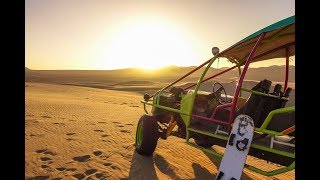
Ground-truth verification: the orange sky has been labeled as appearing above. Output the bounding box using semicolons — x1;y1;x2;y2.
26;0;295;70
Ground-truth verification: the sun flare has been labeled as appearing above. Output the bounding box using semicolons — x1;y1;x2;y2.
94;19;200;70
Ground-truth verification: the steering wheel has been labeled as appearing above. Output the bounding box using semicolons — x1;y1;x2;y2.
212;82;228;104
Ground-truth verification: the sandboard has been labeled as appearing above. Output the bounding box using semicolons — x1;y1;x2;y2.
216;114;254;180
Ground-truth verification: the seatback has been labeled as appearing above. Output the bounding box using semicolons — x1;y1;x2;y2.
235;79;291;128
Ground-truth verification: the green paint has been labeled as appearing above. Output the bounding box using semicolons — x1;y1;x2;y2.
259;106;295;130
180;56;219;127
136;123;143;147
180;92;195;126
245;161;295;176
250;143;295;158
187;127;229;140
240;88;289;100
142;101;188;115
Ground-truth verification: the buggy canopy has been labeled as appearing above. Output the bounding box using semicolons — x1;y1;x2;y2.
218;15;295;65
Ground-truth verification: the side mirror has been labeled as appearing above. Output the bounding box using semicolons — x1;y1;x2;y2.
212;47;220;56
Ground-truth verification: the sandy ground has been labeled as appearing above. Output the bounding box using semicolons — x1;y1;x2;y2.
25;82;294;179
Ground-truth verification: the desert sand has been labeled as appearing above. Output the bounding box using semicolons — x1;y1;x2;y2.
25;82;294;179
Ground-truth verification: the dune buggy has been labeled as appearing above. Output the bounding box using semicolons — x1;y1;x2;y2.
135;15;295;176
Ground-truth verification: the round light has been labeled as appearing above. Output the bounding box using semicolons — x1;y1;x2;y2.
212;47;220;56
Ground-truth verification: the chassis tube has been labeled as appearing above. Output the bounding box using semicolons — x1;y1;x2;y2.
229;33;267;133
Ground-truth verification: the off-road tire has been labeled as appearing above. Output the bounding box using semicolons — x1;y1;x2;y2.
135;115;159;155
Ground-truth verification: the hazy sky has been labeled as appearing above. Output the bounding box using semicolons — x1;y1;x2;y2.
26;0;295;70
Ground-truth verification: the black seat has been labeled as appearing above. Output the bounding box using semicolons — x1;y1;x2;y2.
235;79;294;134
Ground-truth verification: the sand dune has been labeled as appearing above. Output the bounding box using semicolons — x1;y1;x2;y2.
25;82;294;179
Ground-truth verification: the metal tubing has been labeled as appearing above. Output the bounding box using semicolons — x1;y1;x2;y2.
284;47;289;91
210;103;232;119
229;33;267;133
150;58;213;98
183;65;238;90
191;114;230;125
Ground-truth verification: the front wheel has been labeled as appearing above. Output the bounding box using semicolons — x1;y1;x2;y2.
135;115;159;156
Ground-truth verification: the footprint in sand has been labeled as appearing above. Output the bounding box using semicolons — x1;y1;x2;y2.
31;134;45;137
117;125;124;127
125;123;134;126
40;157;52;161
73;155;91;162
41;165;49;169
44;151;56;156
66;168;77;172
53;122;65;126
56;167;66;171
85;169;97;175
120;130;130;133
95;173;106;179
99;155;110;160
101;134;109;138
112;121;120;124
93;151;102;156
41;115;51;118
103;162;112;167
98;121;107;124
111;165;120;170
94;130;104;132
66;133;76;136
73;173;86;179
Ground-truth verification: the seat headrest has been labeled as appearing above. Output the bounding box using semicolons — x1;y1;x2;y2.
251;79;272;93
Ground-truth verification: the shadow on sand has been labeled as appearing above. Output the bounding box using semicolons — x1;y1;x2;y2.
153;153;179;179
128;151;180;180
129;148;252;179
197;148;252;180
128;151;158;180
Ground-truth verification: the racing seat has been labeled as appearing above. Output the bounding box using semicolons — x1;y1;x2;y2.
235;79;294;136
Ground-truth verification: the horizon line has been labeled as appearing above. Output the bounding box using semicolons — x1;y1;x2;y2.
25;64;295;71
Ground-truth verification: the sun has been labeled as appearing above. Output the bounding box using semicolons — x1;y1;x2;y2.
93;19;200;70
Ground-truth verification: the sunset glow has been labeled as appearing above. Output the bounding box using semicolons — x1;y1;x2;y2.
26;0;295;70
93;19;201;70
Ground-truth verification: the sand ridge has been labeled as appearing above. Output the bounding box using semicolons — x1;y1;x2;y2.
25;82;294;179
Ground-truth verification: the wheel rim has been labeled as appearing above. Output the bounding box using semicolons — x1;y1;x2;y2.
136;123;143;147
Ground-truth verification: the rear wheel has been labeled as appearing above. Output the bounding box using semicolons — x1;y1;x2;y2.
135;115;159;155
